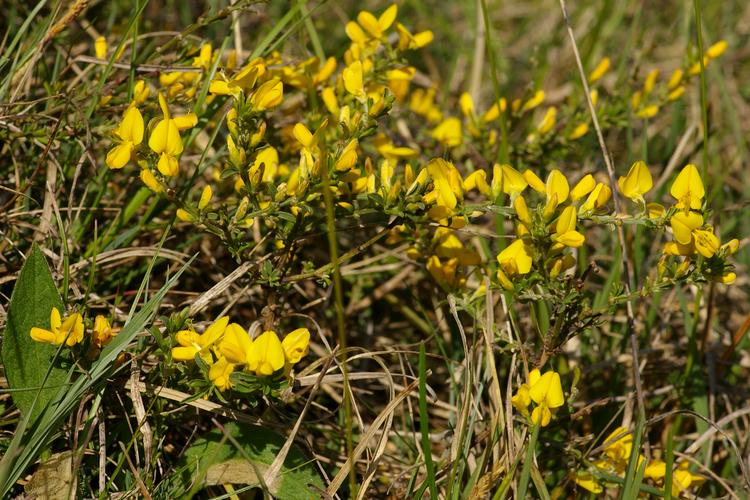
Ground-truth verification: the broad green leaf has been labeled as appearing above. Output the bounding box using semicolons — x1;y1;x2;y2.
1;243;68;421
175;422;323;499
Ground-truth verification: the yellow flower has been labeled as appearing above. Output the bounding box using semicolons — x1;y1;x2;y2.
578;183;611;213
431;117;462;147
209;59;265;97
395;22;433;51
670;163;704;211
643;69;659;95
198;185;212;210
463;170;490;196
544;169;570;216
247;330;286;376
617;160;653;202
705;40;728;59
670;211;703;245
140;168;163;193
250;78;284;111
636;104;659;119
553;206;585;248
148;93;184;176
171;316;229;363
281;328;311;364
672;462;705;497
497;239;533;276
511;382;532;415
208;356;235;391
335;139;359;171
346;4;398;45
693;228;720;258
106;102;144;169
491;164;527;199
528;369;564;427
427;255;464;289
133;80;150;105
574;472;603;494
521;90;545;112
94;36;107;59
424;158;463;219
92;315;119;348
536;107;557;134
588;57;610;83
30;307;84;347
459;92;474;118
570;174;596;201
523;169;546;193
219;323;254;365
343;60;366;99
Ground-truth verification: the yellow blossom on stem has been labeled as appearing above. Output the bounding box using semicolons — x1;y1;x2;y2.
343;60;366;100
148;93;184;176
491;164;527;199
536;107;557;134
431;117;462;147
617;160;653;203
588;57;610;83
208;356;235;391
30;307;84;347
528;369;564;427
670;163;704;211
92;315;119;348
553;206;585;248
670;211;703;245
395;22;433;51
250;78;284;111
282;328;311;364
106;102;144;169
521;90;545;112
579;182;611;213
570;174;596;201
497;239;533;276
94;36;107;59
247;330;286;376
171;316;229;363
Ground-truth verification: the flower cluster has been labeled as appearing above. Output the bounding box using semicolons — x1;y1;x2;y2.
30;307;118;349
170;317;310;392
511;368;565;427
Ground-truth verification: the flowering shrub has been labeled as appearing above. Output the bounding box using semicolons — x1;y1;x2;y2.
1;1;747;498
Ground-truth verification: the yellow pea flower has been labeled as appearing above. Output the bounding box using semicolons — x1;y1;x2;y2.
521;90;545;112
140;168;163;193
511;381;532;415
670;163;704;211
251;146;280;183
30;307;84;347
247;330;286;376
693;228;720;258
491;163;527;199
670;211;703;245
431;117;462;147
427;255;463;289
705;40;727;59
579;183;611;213
643;69;659;95
281;328;310;364
321;87;340;115
92;315;119;348
198;186;212;210
250;78;284;111
514;195;532;226
463;170;490;196
209;60;265;97
459;92;475;118
343;60;366;99
208;356;235;391
219;323;254;365
133;80;150;105
148;93;183;176
636;104;659;119
570;174;596;201
617;160;653;202
553;206;585;248
94;36;107;59
536;107;557;134
171;316;230;363
568;122;589;140
672;462;705;497
353;4;398;41
523;169;546;193
588;57;610;83
668;69;684;90
106;102;144;169
544;169;570;216
395;22;433;51
497;239;533;276
528;369;564;427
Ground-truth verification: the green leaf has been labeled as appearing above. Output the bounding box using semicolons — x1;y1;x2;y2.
1;243;68;421
174;422;323;499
